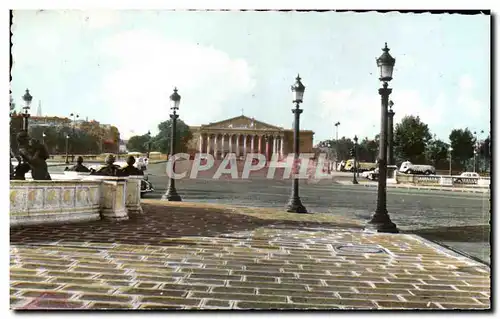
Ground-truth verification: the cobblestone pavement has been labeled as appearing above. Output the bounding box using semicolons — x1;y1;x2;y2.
10;202;490;310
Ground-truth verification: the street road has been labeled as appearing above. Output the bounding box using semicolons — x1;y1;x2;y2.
48;162;491;264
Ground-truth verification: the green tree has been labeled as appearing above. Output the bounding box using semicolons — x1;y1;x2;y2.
358;137;378;162
425;138;449;169
126;134;151;153
478;135;491;173
449;128;475;170
393;115;432;164
152;119;192;154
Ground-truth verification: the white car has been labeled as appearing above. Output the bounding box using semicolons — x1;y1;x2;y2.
458;172;480;178
454;172;480;184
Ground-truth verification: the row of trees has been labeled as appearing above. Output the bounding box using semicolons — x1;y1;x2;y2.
10;116;121;156
318;115;490;173
126;119;193;154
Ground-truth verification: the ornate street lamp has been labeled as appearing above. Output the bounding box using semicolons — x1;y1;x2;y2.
352;135;359;184
448;146;453;176
22;89;33;132
147;130;152;159
162;87;182;202
366;43;398;233
65;134;70;164
286;75;308;214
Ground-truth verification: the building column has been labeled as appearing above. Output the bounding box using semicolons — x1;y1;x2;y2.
206;134;211;155
214;134;219;160
236;134;240;158
229;134;233;154
273;136;277;156
250;135;255;154
265;137;270;160
280;135;284;158
258;135;262;154
243;135;247;158
199;133;203;153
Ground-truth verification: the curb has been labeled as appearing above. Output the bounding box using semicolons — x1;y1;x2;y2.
408;234;490;267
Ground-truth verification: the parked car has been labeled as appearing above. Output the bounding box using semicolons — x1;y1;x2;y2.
454;172;480;184
399;161;436;175
366;167;379;181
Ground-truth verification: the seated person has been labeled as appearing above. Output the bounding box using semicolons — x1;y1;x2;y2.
136;157;147;172
65;156;90;172
120;156;144;176
90;154;124;176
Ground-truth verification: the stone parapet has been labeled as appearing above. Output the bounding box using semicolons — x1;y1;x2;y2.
124;176;144;215
10;180;101;227
82;176;129;221
10;175;142;226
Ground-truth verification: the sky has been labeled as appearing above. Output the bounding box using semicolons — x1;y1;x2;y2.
10;10;491;143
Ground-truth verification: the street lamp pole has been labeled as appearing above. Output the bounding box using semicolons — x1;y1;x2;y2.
334;121;340;171
366;43;398;234
286;74;308;214
65;135;70;164
352;135;359;184
387;100;395;166
448;147;453;176
42;132;46;145
69;113;79;162
163;87;182;202
21;89;33;132
147;130;152;159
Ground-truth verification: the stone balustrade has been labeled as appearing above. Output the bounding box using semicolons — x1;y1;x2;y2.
395;172;490;188
10;173;143;227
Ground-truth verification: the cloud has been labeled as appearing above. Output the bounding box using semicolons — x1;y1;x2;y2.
318;88;447;141
99;29;256;137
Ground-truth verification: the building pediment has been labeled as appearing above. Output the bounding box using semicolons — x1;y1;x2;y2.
202;115;283;131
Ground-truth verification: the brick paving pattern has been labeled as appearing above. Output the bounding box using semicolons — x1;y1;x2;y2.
10;202;490;310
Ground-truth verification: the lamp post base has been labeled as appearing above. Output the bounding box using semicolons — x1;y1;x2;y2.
352;178;359;185
286;196;308;214
365;210;399;233
162;186;182;202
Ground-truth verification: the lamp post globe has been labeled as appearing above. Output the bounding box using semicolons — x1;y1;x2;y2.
291;74;305;103
376;42;396;82
366;43;398;234
286;74;307;214
21;89;33;132
163;87;182;202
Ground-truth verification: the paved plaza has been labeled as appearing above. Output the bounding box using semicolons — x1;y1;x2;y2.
10;201;491;310
135;163;491;264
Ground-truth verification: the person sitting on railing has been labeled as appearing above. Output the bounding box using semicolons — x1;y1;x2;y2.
120;156;144;176
65;156;90;172
90;154;125;176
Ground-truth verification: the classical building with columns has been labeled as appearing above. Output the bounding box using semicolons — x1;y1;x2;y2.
187;115;314;160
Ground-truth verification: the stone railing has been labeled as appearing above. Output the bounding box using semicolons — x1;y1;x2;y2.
10;173;143;227
395;173;490;188
10;180;101;227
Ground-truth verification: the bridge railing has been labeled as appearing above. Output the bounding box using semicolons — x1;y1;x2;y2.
396;173;490;188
